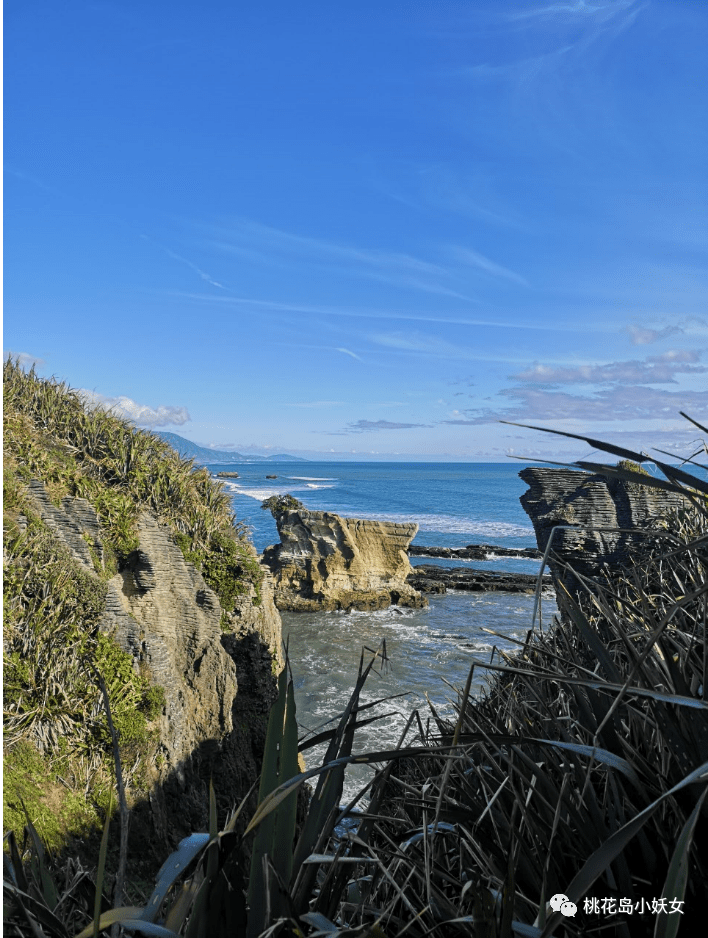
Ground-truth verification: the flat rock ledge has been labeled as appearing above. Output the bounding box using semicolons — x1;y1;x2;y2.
408;564;552;595
409;543;541;561
262;509;427;612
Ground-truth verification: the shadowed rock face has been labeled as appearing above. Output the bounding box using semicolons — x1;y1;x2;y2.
25;480;282;849
518;468;688;597
262;509;427;611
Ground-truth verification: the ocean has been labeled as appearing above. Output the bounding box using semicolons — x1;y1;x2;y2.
206;461;557;796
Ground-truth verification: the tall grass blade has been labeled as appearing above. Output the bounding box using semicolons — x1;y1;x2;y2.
93;790;113;938
653;787;708;938
246;662;292;937
539;761;708;937
679;411;708;435
17;809;59;915
559;588;622;683
74;907;146;938
572;461;699;496
4;880;70;937
139;834;210;923
77;914;180;938
4;831;29;895
463;658;708;710
499;420;650;463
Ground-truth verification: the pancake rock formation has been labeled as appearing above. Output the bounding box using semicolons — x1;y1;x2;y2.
23;479;282;848
518;467;690;597
262;509;427;611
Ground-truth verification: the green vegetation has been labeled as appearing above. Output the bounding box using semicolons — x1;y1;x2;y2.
261;493;305;517
5;384;708;936
616;458;652;477
3;358;262;872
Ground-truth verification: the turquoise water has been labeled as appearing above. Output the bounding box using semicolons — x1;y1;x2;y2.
207;461;556;796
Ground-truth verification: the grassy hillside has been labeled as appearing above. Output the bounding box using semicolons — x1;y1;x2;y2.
3;358;263;862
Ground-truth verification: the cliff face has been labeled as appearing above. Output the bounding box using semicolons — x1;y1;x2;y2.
263;509;427;611
518;467;688;595
24;479;282;847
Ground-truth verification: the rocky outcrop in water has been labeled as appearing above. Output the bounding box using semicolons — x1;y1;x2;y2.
262;509;427;611
24;480;282;847
518;467;689;596
408;564;552;595
409;544;541;561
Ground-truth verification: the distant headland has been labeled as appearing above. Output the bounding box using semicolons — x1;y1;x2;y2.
154;432;308;464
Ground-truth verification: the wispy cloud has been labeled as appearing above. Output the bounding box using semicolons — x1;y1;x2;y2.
336;347;363;361
4;166;63;197
206;218;475;300
510;0;637;24
4;350;46;369
141;234;224;288
446;245;528;286
626;324;685;345
512;351;708;385
285;400;347;408
78;390;191;427
329;419;434;435
175;291;610;334
369;331;532;363
444;384;708;426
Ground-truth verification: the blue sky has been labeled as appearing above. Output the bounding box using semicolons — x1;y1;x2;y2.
5;0;708;461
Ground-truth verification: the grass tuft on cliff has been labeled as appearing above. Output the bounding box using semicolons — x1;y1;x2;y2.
3;358;262;863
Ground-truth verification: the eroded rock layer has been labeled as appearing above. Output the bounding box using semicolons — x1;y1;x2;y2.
518;467;689;596
24;480;282;847
263;509;427;611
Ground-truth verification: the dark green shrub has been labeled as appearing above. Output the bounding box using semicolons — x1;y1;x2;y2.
261;493;304;517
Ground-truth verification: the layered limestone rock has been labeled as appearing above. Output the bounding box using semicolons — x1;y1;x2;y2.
24;480;282;847
518;467;689;597
263;509;427;611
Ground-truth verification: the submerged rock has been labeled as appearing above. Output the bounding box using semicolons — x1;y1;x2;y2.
262;509;427;611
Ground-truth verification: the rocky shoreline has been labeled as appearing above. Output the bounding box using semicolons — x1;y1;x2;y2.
405;542;550;595
409;543;541;561
408;563;551;595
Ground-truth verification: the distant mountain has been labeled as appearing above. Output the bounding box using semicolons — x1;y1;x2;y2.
154;432;307;463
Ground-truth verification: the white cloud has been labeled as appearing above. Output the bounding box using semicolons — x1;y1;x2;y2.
445;384;708;426
4;350;46;369
626;324;684;345
78;390;191;427
512;352;707;386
